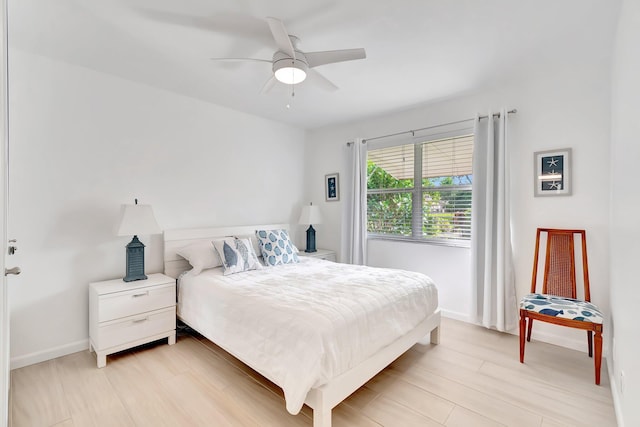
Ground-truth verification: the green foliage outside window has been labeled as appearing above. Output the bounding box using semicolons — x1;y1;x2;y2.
367;159;472;241
367;160;413;235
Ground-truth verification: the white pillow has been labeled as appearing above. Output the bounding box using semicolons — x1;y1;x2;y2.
175;240;222;275
255;229;300;266
212;238;263;275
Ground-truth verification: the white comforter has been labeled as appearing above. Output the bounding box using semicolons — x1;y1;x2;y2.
177;257;438;414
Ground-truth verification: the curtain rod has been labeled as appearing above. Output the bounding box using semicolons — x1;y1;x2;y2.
347;109;517;145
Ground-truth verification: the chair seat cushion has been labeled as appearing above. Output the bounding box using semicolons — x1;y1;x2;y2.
520;293;603;324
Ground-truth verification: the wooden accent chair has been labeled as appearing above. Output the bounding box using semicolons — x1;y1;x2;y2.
519;228;604;385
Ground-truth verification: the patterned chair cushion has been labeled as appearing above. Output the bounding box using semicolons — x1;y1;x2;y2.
520;293;603;324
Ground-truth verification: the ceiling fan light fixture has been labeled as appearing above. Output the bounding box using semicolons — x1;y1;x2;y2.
275;66;307;84
273;57;308;85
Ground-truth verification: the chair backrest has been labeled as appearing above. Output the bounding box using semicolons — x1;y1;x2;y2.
530;228;591;301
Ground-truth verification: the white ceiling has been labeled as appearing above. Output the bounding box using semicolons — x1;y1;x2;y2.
10;0;621;130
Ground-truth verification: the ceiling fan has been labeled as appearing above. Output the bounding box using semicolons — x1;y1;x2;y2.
211;17;366;92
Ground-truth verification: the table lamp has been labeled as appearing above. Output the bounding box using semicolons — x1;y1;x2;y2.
116;199;162;282
298;202;323;253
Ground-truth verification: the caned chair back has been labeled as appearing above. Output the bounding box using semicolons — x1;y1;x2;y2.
530;228;590;301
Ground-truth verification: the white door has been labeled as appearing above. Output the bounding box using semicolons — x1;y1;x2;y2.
1;0;9;424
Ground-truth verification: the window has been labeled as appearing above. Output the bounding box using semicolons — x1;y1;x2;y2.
367;134;473;246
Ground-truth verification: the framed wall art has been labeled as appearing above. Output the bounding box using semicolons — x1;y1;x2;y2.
534;148;572;197
325;173;340;201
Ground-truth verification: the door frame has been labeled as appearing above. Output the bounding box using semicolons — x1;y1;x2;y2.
1;0;9;424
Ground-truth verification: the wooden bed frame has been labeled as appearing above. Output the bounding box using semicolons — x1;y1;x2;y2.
163;224;441;427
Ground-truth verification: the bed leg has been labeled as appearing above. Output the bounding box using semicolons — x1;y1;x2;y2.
430;326;440;345
313;408;332;427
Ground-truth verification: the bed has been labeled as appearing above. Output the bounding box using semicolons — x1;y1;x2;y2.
163;224;441;427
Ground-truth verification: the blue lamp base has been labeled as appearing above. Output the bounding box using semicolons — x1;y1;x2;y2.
305;225;317;253
123;235;148;282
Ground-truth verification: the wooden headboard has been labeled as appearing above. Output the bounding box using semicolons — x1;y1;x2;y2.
163;223;292;279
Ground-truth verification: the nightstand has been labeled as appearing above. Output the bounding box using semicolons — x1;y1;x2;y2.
89;273;176;368
299;248;337;262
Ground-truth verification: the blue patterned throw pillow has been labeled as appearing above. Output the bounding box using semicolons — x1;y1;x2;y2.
212;238;263;276
255;229;299;266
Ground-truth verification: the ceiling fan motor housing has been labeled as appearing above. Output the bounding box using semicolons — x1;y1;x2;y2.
272;51;308;71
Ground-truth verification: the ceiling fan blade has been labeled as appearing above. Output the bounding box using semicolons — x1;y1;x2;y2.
210;57;271;63
306;48;366;68
260;76;277;94
266;17;295;58
307;69;339;92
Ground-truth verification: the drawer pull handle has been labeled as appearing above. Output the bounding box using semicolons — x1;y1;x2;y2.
132;292;149;298
132;317;149;323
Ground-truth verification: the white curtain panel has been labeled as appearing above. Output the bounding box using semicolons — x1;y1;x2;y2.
471;109;517;331
341;138;367;265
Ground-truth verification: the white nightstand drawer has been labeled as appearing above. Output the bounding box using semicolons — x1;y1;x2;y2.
99;283;175;322
96;306;176;350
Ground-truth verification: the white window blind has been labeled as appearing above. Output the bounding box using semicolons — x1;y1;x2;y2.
367;134;473;245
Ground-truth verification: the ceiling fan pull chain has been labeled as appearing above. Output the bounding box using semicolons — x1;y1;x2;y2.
287;85;295;110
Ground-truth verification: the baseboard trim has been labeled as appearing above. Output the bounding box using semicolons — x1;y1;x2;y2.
10;339;89;370
607;357;624;427
459;317;608;359
440;309;470;323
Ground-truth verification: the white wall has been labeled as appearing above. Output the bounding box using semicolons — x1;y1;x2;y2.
7;50;305;367
609;0;640;424
306;61;611;350
368;240;471;320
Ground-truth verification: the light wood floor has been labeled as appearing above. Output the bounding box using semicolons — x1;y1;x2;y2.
10;317;617;427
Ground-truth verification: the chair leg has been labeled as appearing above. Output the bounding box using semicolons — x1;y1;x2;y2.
594;330;602;385
526;317;534;342
587;331;593;358
519;310;527;363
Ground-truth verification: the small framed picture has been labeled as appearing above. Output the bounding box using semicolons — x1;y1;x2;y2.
534;148;572;197
325;173;340;201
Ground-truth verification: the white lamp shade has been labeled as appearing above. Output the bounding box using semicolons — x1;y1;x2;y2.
117;203;162;236
298;204;323;225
